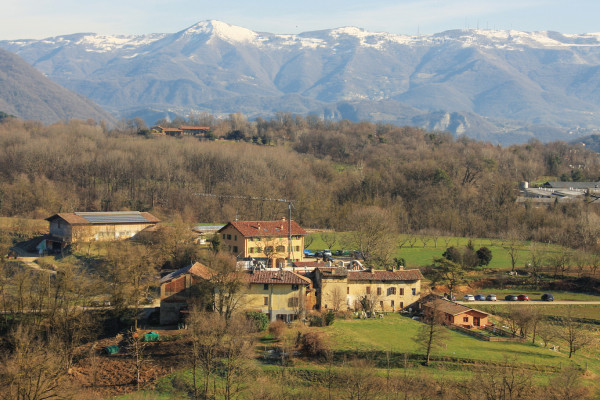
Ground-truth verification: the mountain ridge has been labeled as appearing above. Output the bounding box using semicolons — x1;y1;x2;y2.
3;20;600;143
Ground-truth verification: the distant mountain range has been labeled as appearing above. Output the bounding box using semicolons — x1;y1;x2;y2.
3;21;600;144
0;48;115;124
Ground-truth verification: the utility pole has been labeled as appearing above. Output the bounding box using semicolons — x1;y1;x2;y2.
193;193;295;267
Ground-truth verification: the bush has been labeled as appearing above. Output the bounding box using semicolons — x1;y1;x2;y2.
301;331;329;357
268;320;287;340
246;311;269;331
324;311;335;326
309;313;324;327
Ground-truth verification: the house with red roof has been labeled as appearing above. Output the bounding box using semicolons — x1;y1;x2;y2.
159;263;314;324
311;266;424;312
218;219;306;268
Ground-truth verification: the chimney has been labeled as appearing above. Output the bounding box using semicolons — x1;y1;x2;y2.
257;223;261;230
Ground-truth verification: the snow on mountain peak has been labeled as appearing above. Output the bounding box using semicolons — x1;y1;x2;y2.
182;20;259;44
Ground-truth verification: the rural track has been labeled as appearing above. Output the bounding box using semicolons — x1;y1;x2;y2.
456;300;600;305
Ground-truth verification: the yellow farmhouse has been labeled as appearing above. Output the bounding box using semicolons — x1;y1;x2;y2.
313;267;423;312
218;219;306;268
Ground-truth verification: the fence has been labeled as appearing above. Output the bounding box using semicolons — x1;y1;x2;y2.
450;324;525;342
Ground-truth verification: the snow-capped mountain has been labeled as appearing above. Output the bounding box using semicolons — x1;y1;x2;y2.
3;20;600;143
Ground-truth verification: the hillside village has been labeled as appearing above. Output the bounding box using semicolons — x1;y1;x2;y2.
1;118;600;399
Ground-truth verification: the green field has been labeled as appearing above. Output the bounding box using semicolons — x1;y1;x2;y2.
306;232;568;269
323;314;588;369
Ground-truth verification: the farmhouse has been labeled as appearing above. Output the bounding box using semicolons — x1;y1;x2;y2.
159;261;216;325
312;267;423;312
422;297;489;328
45;211;159;251
218;219;306;268
159;263;314;324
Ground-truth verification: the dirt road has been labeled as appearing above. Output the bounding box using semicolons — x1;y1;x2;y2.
457;300;600;305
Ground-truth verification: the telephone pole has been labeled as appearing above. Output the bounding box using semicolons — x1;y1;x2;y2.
193;193;295;266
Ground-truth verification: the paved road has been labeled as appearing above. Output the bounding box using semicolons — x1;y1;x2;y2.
457;300;600;305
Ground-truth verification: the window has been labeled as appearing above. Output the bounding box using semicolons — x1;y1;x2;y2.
391;300;395;308
399;288;404;296
227;234;231;240
257;247;262;253
294;246;300;251
288;297;299;307
222;234;226;239
249;247;254;254
377;287;382;296
400;302;404;309
265;246;273;253
276;245;285;252
292;284;299;290
366;286;371;294
347;286;350;294
380;301;384;309
263;284;269;290
463;316;469;322
412;288;416;296
264;297;269;306
234;235;237;241
233;246;238;253
388;287;396;295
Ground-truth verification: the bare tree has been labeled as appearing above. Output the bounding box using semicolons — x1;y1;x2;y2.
415;301;449;366
346;206;397;268
188;309;227;400
319;232;338;250
554;307;598;358
0;325;66;400
327;286;346;312
220;315;256;400
128;328;149;391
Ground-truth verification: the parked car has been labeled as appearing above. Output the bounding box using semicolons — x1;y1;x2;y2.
304;249;315;257
517;294;530;301
541;293;555;301
486;294;497;301
505;295;518;301
474;294;486;301
323;249;332;257
463;294;475;301
314;251;323;258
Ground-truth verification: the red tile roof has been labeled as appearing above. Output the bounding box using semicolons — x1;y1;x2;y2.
179;125;210;130
423;298;489;316
220;220;307;237
347;269;423;282
245;270;311;285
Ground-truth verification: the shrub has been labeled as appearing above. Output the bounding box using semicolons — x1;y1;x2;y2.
324;311;335;326
268;320;287;340
301;331;329;357
246;311;269;331
309;313;324;327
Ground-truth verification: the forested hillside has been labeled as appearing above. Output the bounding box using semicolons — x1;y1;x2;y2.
1;115;599;248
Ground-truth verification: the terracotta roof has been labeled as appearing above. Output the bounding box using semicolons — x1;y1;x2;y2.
46;211;159;225
316;267;349;277
423;298;489;316
160;262;215;284
347;269;423;281
245;270;311;285
292;261;328;269
219;220;307;237
179;125;210;130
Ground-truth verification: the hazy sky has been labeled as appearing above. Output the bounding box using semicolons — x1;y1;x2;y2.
2;0;599;40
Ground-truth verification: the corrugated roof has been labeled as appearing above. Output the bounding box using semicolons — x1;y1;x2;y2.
219;220;307;237
347;269;423;281
47;211;159;225
245;270;311;285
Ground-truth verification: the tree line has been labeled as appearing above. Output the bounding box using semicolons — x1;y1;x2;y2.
1;115;600;250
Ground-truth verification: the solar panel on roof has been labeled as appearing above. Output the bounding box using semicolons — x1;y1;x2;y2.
75;212;150;224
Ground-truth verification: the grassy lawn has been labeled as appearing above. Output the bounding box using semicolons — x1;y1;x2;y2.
323;313;596;372
476;303;600;321
305;232;568;269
